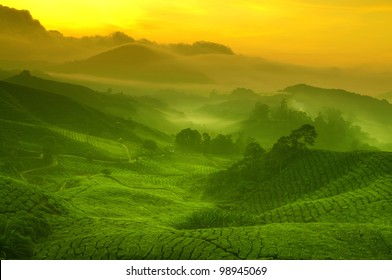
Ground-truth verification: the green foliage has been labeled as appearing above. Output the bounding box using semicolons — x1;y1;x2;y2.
271;124;317;159
208;134;237;155
142;139;158;155
100;169;112;176
175;128;202;152
251;102;270;120
0;221;34;259
0;212;52;259
314;109;374;151
174;208;258;230
208;124;318;200
244;142;266;159
175;128;242;155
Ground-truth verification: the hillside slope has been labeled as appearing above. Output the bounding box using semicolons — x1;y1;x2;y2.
283;84;392;143
0;81;171;145
4;71;181;133
4;150;389;260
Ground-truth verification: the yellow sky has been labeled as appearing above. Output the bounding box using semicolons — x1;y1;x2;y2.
2;0;392;66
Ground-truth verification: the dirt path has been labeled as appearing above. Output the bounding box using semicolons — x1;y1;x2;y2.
19;158;58;182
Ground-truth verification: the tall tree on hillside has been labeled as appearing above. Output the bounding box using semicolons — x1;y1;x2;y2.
175;128;202;151
274;98;290;120
243;142;266;159
271;124;317;171
289;124;318;150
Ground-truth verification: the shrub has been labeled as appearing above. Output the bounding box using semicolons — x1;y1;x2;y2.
100;169;112;176
0;218;34;259
174;208;259;230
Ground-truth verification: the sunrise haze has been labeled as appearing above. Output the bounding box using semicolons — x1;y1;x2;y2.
2;0;392;66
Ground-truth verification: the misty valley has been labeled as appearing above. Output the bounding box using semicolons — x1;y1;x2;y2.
1;4;392;260
1;69;392;260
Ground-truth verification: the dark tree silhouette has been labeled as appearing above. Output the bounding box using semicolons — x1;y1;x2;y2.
202;132;211;153
271;124;317;172
175;128;202;151
289;124;318;150
142;139;158;153
272;124;317;155
244;142;266;159
251;102;270;120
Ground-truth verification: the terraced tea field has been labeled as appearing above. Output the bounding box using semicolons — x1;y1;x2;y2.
2;150;392;259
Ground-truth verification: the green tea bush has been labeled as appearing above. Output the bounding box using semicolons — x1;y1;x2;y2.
0;217;34;259
174;208;259;229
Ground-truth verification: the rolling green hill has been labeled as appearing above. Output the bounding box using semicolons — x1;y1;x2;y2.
0;80;171;146
2;148;391;260
283;84;392;144
4;71;182;133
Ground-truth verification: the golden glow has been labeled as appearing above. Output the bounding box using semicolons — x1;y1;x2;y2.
2;0;392;66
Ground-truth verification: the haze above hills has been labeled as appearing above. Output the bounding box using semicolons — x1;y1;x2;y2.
1;4;392;95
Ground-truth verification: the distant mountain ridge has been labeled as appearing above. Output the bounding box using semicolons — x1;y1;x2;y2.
50;43;213;83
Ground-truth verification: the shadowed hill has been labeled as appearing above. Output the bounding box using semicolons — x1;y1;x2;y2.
4;71;181;133
0;81;171;144
283;84;392;126
282;84;392;146
52;43;212;84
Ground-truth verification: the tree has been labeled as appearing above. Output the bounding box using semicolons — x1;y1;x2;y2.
274;98;290;120
289;124;318;150
209;134;236;154
272;124;317;154
270;124;317;172
251;102;270;120
244;142;266;159
142;139;158;154
175;128;202;151
201;132;211;153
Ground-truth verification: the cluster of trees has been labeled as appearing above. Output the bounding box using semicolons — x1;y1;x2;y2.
208;124;318;195
313;109;374;151
175;128;241;155
246;99;373;151
250;99;310;124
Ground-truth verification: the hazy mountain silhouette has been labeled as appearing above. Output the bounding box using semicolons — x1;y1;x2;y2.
51;43;212;83
0;5;135;63
283;84;392;124
2;4;392;93
0;5;47;36
168;41;234;56
378;91;392;102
